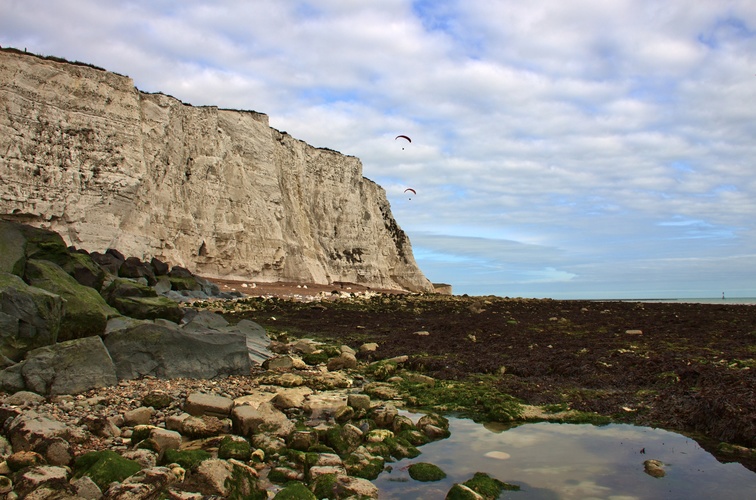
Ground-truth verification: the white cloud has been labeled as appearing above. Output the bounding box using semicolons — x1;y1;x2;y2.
2;0;756;298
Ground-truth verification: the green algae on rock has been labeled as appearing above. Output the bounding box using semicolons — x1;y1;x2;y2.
408;462;447;482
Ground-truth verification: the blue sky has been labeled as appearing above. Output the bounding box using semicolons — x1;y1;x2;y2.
3;0;756;298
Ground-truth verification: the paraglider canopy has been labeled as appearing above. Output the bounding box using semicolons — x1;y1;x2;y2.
404;187;416;200
396;135;411;150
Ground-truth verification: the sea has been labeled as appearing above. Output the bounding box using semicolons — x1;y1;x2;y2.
611;297;756;305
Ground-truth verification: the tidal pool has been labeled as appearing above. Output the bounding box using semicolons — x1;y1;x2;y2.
373;416;756;499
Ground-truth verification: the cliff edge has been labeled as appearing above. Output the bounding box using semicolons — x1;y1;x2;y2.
0;48;433;292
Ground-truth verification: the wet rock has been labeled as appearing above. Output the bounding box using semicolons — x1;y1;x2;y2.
103;465;177;499
232;402;294;438
104;323;250;380
0;272;63;363
180;415;230;439
343;446;384;480
71;451;141;493
6;450;46;472
288;430;319;451
119;257;157;286
327;352;358;371
13;465;72;498
311;473;378;499
408;462;447;482
218;435;251;460
142;389;173;410
184;393;234;418
185;458;261;498
15;335;117;396
34;435;73;466
123;406;154;426
70;475;102;499
644;459;666;478
23;259;117;341
6;411;77;453
446;483;485;499
347;394;371;411
370;404;398;428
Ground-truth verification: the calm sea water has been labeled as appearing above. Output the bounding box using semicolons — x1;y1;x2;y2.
374;415;756;500
617;298;756;305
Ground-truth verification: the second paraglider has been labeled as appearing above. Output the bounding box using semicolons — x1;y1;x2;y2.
404;188;416;200
396;135;411;150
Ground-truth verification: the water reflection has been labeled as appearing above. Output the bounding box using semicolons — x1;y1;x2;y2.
374;417;756;499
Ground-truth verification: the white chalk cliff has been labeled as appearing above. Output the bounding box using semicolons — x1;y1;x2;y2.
0;49;433;292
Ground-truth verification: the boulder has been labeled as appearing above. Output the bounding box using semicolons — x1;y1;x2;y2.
311;473;378;499
13;465;73;498
5;411;79;456
183;314;272;365
184;458;261;498
119;256;157;285
111;296;183;322
0;272;63;361
104;322;251;380
231;402;295;438
150;257;169;276
103;466;178;499
184;393;234;418
0;220;69;276
9;335;118;396
24;259;119;341
102;276;156;300
72;450;142;492
90;250;123;275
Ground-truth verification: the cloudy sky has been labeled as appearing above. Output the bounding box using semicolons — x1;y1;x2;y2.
3;0;756;299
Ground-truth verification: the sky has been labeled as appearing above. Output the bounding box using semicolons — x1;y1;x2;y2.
3;0;756;299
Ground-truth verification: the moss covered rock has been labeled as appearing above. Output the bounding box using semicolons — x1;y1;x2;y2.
73;450;142;491
0;272;63;362
161;448;211;470
408;462;447;482
385;436;420;460
24;259;118;341
274;481;317;499
218;435;252;460
451;472;519;499
343;446;385;480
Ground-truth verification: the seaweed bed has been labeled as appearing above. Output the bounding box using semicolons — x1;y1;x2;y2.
219;293;756;470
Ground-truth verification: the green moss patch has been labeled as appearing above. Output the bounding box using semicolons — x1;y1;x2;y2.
161;448;212;470
273;481;317;499
408;462;446;482
399;375;523;423
73;450;142;491
463;472;520;498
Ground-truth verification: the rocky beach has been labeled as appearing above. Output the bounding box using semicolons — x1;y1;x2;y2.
1;219;755;499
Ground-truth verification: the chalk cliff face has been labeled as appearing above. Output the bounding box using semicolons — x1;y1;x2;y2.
0;49;433;292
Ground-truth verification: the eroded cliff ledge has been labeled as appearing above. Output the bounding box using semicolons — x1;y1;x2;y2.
0;48;433;292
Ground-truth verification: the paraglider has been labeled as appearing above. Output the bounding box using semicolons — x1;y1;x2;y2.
404;188;416;200
396;135;411;150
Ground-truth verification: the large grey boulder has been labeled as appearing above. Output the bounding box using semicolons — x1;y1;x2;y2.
0;220;107;290
23;259;119;341
181;312;272;365
47;250;108;291
103;278;183;322
0;220;69;276
0;272;63;361
6;336;118;396
104;322;251;380
107;295;183;322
